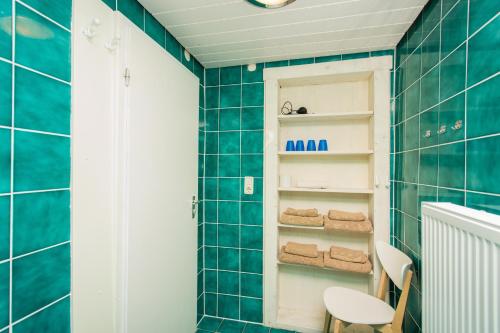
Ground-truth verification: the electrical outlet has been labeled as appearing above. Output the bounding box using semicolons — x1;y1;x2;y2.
244;176;254;195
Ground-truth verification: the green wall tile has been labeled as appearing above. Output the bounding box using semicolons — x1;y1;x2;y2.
218;224;239;248
403;215;420;254
466;192;500;215
194;60;204;85
218;271;239;294
467;75;500;138
220;85;241;108
15;67;71;134
242;131;263;154
198;316;222;331
205;269;217;293
13;297;70;333
467;17;500;87
419;106;439;147
0;196;9;261
221;66;242;85
467;135;500;194
219;178;240;201
219;132;240;154
244;323;268;333
206;68;220;86
240;297;262;322
265;60;288;68
0;263;8;329
419;147;438;186
438;92;464;144
205;223;217;246
242;83;264;107
241;226;262;250
241;273;262;298
242;64;263;84
14;131;70;192
315;55;341;63
101;0;116;10
421;26;440;75
205;155;217;177
438;142;465;189
407;20;423;54
402;183;418;218
440;0;467;59
165;30;181;61
405;49;421;88
241;202;262;226
438;188;464;205
405;82;420;119
12;244;70;321
218;296;240;319
241;250;262;274
205;87;219;109
117;0;144;29
206;132;218;154
418;185;437;219
205;109;218;131
144;12;165;48
442;0;460;16
0;0;12;60
220;108;241;131
0;60;12;126
422;0;441;38
241;178;263;202
218;201;239;224
205;247;217;269
15;4;71;81
403;150;419;183
205;179;217;200
21;0;72;29
205;293;217;316
420;66;439;111
219;155;240;177
0;128;11;194
242;154;263;177
343;52;370;60
218;247;239;271
13;190;70;256
439;44;466;101
404;116;419;151
469;0;500;35
242;107;264;130
290;58;314;65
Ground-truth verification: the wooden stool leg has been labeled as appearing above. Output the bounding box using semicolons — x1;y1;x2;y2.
323;311;332;333
334;319;343;333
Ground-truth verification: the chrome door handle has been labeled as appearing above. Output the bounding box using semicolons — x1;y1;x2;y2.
192;196;199;219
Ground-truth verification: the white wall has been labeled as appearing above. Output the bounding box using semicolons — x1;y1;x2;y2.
72;0;117;332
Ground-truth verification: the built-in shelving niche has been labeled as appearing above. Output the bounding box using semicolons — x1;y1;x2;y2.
263;57;392;333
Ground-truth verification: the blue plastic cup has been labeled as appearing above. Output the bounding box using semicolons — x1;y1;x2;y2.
285;140;295;151
318;139;328;151
295;140;305;151
307;140;317;151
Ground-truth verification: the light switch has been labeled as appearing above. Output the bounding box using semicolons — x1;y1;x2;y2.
244;176;254;195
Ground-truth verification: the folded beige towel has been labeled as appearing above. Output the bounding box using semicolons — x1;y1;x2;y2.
280;213;324;227
324;216;373;233
279;246;324;268
284;208;319;217
330;246;368;264
324;252;372;274
328;209;366;222
285;242;319;258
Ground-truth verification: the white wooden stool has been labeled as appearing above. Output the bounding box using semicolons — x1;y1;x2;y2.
323;242;413;333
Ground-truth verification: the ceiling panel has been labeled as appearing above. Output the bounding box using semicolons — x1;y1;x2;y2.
139;0;429;68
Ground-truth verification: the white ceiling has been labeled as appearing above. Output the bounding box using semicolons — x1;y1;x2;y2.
139;0;428;68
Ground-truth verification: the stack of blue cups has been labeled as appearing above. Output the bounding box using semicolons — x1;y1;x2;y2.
285;139;328;151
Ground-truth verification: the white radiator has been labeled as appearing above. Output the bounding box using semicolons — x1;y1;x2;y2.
422;203;500;333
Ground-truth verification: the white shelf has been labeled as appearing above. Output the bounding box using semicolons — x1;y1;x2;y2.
278;261;373;276
278;150;373;157
278;111;373;123
278;223;373;235
278;187;373;194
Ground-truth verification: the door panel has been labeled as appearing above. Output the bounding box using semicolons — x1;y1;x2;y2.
119;14;199;333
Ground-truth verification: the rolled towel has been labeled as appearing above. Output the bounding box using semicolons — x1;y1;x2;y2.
284;208;319;217
324;216;373;234
330;246;367;264
285;242;319;258
279;246;324;268
328;209;366;222
324;252;372;274
280;213;324;227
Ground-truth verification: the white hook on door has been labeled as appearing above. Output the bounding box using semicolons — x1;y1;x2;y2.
82;18;101;39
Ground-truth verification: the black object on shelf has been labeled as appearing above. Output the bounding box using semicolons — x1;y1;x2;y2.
281;101;308;115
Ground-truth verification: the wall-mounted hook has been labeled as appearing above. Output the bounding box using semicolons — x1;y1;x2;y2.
437;125;447;135
82;18;101;39
451;120;463;131
424;130;432;138
105;37;121;52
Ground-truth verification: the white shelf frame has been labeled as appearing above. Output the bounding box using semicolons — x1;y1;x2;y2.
263;57;392;333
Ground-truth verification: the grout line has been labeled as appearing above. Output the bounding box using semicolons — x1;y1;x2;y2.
14;63;72;86
12;241;70;261
10;294;70;327
9;1;15;331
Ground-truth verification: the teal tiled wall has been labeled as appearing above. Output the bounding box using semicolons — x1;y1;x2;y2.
202;50;395;325
393;0;500;332
0;0;72;331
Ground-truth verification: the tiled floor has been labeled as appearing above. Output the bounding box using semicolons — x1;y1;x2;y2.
197;316;299;333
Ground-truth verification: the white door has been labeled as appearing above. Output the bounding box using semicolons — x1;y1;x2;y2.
117;14;199;333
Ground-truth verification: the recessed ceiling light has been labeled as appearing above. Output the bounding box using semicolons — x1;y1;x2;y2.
245;0;296;9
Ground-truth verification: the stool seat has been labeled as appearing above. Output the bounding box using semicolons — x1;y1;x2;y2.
323;287;395;325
